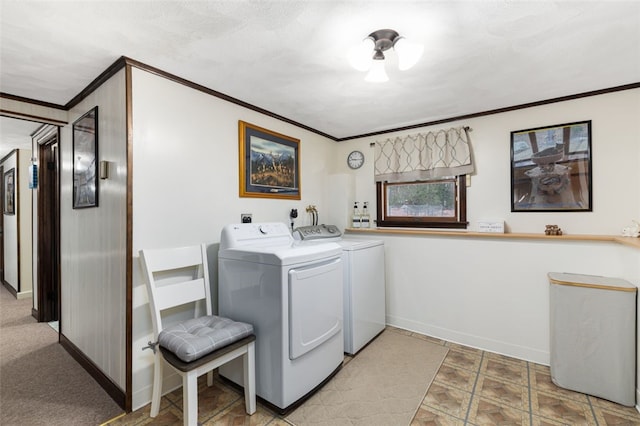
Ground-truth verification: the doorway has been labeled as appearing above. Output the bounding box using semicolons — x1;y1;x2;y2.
36;130;60;323
0;165;3;284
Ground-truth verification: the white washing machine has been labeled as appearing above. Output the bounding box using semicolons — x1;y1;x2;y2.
294;225;386;355
218;222;344;413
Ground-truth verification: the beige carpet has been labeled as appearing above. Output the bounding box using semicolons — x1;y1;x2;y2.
0;284;123;425
286;330;448;426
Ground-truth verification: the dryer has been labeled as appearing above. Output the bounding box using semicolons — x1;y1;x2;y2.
218;222;344;413
339;238;386;354
294;225;386;355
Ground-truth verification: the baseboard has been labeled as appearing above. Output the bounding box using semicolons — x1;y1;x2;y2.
132;371;181;411
386;314;549;365
16;290;32;300
59;333;126;410
2;281;17;297
31;307;38;320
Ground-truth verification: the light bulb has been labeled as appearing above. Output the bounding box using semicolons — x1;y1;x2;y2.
348;37;375;71
394;37;424;70
365;59;388;83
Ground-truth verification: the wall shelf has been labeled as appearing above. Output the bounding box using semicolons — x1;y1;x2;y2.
344;228;640;250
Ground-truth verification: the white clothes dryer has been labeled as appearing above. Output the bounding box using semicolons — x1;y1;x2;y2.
338;238;386;354
294;225;386;355
218;223;344;413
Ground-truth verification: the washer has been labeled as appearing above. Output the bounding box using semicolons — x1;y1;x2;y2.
294;225;386;355
218;222;344;413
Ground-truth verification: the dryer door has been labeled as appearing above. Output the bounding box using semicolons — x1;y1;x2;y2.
288;258;343;360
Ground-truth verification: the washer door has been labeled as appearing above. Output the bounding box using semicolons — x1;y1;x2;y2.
288;258;342;360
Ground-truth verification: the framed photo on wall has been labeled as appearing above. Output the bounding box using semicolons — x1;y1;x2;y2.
510;120;592;212
4;168;15;215
238;120;301;200
73;106;98;208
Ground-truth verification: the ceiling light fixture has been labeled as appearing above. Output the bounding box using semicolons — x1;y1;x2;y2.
349;29;424;83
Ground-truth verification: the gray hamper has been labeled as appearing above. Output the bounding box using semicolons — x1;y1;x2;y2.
549;272;637;406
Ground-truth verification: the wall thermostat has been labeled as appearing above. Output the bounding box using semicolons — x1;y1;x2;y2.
347;150;365;169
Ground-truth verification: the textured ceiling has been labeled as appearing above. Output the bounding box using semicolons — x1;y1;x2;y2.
1;0;639;152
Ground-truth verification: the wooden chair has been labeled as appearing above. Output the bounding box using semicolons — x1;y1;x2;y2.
139;244;256;426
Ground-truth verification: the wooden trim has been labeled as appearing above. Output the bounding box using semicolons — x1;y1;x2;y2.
122;57;339;141
59;333;126;409
124;63;133;413
376;219;468;229
65;57;127;110
345;227;640;251
549;276;637;293
0;93;66;110
0;148;18;164
616;236;640;249
31;307;38;320
0;110;67;126
3;58;639;142
2;280;18;298
337;82;640;141
35;129;60;323
31;124;58;140
376;176;468;230
16;150;20;292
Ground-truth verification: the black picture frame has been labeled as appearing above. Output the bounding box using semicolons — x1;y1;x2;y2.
511;120;592;212
4;168;15;215
73;106;98;208
238;120;301;200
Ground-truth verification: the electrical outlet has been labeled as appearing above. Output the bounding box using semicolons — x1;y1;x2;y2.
241;213;252;223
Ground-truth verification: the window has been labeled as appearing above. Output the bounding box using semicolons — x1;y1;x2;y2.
373;126;473;229
376;176;467;228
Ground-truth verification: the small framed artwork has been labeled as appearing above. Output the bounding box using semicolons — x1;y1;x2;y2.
73;106;98;209
238;120;301;199
511;120;592;212
4;168;15;215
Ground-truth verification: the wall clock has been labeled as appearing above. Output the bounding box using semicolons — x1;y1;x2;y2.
347;150;365;169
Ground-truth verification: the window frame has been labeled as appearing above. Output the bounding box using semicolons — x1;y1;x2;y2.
376;176;468;229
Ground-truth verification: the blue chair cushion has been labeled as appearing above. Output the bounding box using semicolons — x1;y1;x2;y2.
158;315;254;362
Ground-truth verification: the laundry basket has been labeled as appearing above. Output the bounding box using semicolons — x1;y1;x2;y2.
548;272;637;406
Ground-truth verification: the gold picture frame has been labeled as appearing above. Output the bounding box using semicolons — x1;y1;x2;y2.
238;120;301;200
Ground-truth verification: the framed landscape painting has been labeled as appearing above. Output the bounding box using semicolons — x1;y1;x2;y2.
238;120;301;200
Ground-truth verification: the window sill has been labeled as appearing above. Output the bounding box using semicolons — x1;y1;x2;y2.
344;227;640;250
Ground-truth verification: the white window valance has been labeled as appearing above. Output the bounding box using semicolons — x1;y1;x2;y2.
374;126;474;183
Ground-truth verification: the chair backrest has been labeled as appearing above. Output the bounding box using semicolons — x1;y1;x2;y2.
139;244;212;339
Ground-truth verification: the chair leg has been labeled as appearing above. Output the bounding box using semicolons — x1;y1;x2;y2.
150;355;163;417
243;341;257;415
206;370;213;387
183;372;198;426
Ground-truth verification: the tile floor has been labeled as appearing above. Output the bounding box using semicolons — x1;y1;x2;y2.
105;327;640;425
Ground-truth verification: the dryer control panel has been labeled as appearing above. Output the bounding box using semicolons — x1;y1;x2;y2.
293;224;342;240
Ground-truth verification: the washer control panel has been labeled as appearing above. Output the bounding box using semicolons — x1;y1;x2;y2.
294;224;342;240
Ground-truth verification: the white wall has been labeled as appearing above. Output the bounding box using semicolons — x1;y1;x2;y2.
331;89;640;234
60;69;127;390
18;149;32;297
1;151;19;292
332;88;640;407
130;67;337;409
129;73;640;410
0;149;33;298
